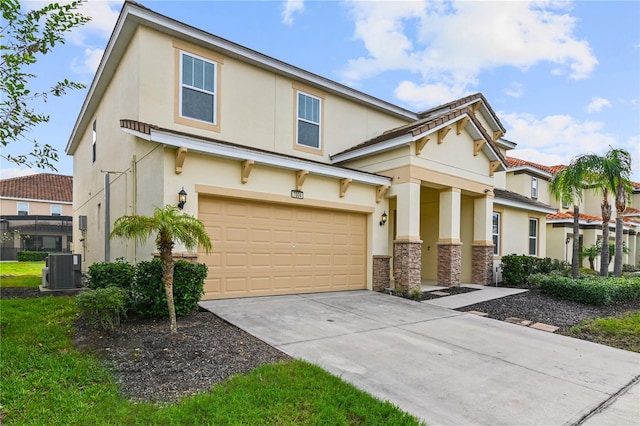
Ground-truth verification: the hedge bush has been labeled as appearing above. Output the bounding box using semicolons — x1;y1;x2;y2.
17;251;48;262
76;287;129;331
132;258;208;318
87;258;135;290
529;273;640;305
500;254;568;286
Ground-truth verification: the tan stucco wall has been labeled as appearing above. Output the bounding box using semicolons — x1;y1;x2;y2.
1;199;72;216
506;172;550;204
496;205;546;258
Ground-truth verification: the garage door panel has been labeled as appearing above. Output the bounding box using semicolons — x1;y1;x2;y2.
200;196;366;299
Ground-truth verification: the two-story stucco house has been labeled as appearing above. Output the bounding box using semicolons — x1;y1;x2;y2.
0;173;73;260
66;2;562;300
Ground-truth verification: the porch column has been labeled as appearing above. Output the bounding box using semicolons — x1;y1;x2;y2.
438;188;462;287
472;194;494;285
393;181;422;291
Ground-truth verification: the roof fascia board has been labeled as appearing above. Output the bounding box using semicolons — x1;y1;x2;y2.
0;196;72;204
330;134;414;163
148;129;391;186
493;197;557;214
509;166;553;179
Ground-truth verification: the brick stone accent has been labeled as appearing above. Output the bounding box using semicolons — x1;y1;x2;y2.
437;242;462;287
393;240;422;291
472;244;494;285
152;251;199;263
372;255;391;291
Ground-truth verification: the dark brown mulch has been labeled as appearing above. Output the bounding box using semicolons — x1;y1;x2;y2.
1;287;41;299
73;309;291;403
419;286;479;301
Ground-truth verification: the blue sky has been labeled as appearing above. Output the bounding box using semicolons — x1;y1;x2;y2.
2;0;639;182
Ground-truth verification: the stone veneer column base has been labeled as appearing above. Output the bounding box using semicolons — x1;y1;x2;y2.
437;243;462;287
472;245;494;285
393;240;422;291
372;255;391;292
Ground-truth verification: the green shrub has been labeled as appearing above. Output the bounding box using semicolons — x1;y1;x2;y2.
500;255;568;286
17;251;48;262
534;274;640;305
132;259;208;318
87;258;135;290
76;287;129;331
622;264;638;273
579;267;598;277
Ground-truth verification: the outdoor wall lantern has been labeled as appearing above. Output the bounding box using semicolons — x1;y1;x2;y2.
178;187;187;209
379;211;388;226
565;236;571;245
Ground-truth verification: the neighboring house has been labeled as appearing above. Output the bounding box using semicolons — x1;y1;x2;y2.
505;157;639;269
0;173;73;260
66;2;570;300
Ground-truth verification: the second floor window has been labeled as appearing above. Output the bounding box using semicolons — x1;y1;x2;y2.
92;120;97;163
297;91;321;149
17;202;29;216
180;52;216;124
531;176;538;199
51;205;62;216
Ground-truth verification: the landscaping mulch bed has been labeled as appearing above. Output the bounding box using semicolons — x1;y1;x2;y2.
457;288;640;334
4;285;639;403
419;286;478;301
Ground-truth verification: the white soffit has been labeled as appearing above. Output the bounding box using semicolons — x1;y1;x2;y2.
493;197;557;214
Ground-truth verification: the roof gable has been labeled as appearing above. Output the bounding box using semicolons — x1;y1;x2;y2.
0;173;73;203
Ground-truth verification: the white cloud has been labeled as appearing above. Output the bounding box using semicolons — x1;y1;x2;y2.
501;111;617;165
282;0;304;25
505;83;524;98
0;168;38;180
587;97;611;113
394;80;469;109
71;47;104;74
342;0;597;108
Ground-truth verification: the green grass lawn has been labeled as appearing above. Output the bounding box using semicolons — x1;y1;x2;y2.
0;294;423;425
568;311;640;353
0;262;45;288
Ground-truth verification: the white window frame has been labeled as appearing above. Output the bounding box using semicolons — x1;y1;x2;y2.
17;202;29;216
492;212;500;256
92;120;97;164
531;176;538;199
529;218;538;256
51;205;62;216
179;51;217;125
296;91;322;149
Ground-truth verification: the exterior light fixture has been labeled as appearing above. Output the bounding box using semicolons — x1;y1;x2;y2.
565;236;571;245
379;211;388;226
178;187;187;209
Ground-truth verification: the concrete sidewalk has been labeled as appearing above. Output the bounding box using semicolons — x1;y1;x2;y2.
201;290;640;426
422;284;528;309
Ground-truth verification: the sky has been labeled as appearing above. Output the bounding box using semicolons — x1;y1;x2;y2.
2;0;639;183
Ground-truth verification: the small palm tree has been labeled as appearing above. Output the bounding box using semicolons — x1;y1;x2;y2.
550;157;591;279
111;205;212;334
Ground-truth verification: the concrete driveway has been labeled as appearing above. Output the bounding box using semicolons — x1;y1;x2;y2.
200;290;640;426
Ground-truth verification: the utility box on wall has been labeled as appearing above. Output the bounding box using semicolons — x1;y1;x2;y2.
43;254;82;289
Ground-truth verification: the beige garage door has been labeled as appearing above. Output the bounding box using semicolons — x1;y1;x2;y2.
198;196;367;299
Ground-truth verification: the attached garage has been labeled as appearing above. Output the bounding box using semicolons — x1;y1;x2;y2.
198;195;367;299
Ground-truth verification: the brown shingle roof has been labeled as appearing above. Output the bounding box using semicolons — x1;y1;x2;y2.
0;173;73;203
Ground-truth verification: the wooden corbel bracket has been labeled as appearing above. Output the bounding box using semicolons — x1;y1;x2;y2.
175;146;187;174
241;160;254;184
296;170;309;190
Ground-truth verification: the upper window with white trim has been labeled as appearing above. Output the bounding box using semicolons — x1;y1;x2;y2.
180;52;216;124
51;205;62;216
531;176;538;199
296;91;321;149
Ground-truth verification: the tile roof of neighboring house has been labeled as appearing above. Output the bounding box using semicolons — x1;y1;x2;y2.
331;93;507;165
546;211;604;222
624;206;640;216
493;188;556;212
0;173;73;203
506;157;563;175
633;181;640;191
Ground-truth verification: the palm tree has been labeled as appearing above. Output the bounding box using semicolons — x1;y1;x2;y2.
550;157;591;279
578;149;633;277
111;205;213;334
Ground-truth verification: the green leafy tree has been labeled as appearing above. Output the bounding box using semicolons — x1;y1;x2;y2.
578;148;633;277
580;244;599;271
110;205;213;334
550;157;591;279
1;0;89;169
